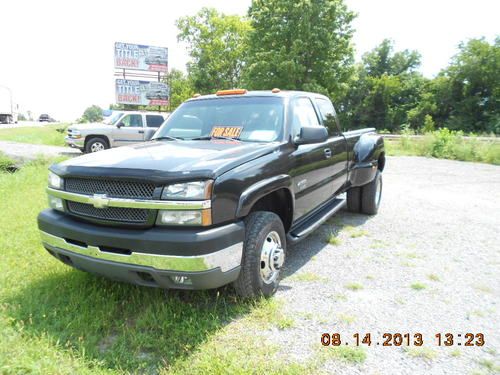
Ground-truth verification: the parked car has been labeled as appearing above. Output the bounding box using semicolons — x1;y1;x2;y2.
65;111;168;153
38;114;54;122
38;89;385;297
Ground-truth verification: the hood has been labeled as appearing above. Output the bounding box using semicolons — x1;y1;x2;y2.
52;140;278;183
69;122;113;131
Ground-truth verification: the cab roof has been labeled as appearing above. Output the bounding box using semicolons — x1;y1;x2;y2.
187;90;329;102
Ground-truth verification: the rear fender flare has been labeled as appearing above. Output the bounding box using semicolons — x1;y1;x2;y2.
350;133;384;187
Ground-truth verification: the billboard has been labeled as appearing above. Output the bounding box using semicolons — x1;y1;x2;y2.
115;79;170;106
114;42;168;72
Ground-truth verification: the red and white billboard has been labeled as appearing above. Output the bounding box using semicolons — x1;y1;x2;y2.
114;42;168;73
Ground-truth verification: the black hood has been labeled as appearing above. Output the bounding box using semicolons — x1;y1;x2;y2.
52;140;278;183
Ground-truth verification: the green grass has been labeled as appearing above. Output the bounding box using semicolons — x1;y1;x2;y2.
345;283;364;291
0;162;308;374
318;346;367;364
404;347;437;360
427;273;441;282
0;124;68;146
385;128;500;165
410;282;427;291
343;225;368;238
326;233;341;246
288;272;326;283
0;151;17;171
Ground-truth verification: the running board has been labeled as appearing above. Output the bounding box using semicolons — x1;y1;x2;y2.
287;198;346;244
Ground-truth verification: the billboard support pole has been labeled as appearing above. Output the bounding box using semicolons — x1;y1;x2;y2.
158;71;161;112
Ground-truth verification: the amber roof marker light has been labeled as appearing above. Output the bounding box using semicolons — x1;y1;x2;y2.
271;88;281;93
215;89;248;96
192;93;201;98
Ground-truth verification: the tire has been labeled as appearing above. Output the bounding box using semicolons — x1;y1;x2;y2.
360;170;382;215
347;186;361;212
233;211;286;298
85;137;108;153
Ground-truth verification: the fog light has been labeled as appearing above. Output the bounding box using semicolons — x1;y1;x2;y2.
171;276;192;285
156;209;211;226
48;195;64;211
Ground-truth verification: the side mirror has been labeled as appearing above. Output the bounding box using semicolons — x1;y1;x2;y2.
294;126;328;145
116;122;124;128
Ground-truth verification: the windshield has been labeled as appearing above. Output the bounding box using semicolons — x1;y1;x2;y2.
154;97;284;142
103;112;123;125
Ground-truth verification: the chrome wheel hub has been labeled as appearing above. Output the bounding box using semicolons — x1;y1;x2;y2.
260;231;284;284
91;142;105;152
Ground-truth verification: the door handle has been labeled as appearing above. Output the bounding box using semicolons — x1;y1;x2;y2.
138;130;144;134
324;148;332;158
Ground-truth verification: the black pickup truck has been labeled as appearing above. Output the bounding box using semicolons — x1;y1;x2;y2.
38;89;385;297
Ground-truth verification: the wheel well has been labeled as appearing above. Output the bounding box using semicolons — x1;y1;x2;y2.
378;152;386;172
249;188;293;232
85;135;110;147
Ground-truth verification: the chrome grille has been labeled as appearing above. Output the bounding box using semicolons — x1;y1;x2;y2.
67;201;148;223
65;178;156;200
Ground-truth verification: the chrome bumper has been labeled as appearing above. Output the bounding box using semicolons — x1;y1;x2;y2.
65;136;84;148
40;231;243;272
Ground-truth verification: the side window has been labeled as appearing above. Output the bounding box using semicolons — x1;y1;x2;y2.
291;97;320;138
120;114;143;128
146;115;164;128
316;98;340;135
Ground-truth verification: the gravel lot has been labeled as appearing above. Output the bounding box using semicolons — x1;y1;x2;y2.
272;156;499;374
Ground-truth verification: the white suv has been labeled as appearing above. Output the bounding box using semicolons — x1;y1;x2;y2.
66;111;169;153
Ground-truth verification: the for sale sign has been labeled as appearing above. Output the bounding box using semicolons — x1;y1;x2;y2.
115;79;170;106
114;42;168;72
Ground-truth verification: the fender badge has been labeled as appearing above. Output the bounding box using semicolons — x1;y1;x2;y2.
89;194;109;209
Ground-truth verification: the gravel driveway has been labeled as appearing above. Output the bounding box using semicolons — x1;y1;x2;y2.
272;156;499;374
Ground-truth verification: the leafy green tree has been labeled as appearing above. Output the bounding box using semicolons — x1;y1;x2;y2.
80;105;103;123
245;0;355;99
164;69;195;110
439;37;499;133
176;8;251;94
338;40;426;132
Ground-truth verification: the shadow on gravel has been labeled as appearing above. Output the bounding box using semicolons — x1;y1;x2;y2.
6;269;254;372
282;209;371;279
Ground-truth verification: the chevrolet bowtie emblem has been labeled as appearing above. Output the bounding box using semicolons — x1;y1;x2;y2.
89;194;109;209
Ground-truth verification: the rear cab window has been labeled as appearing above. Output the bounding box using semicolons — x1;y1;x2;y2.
146;115;165;128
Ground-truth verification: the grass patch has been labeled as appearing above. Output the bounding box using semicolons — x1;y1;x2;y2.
478;359;500;373
385;128;500;165
0;124;68;146
326;233;341;246
337;314;356;324
343;225;368;238
428;273;440;282
289;272;326;282
411;282;427;291
345;283;363;291
335;294;348;302
0;151;17;172
247;298;295;330
405;347;437;360
318;345;367;364
450;349;461;357
0;162;309;373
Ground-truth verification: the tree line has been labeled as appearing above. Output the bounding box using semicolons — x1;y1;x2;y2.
166;0;499;134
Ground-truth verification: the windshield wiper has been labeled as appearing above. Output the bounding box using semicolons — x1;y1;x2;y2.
189;136;241;142
153;136;184;141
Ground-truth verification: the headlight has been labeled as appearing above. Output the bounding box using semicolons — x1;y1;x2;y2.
161;180;212;200
48;171;63;190
70;130;81;138
157;209;211;226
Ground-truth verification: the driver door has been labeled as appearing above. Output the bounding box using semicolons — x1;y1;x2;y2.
112;114;145;147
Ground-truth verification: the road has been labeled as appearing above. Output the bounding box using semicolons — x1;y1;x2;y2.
274;156;499;374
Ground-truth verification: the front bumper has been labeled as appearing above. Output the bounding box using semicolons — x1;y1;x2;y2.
65;136;84;148
38;209;244;289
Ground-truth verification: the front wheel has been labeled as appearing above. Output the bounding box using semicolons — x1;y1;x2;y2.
233;211;286;298
85;137;108;153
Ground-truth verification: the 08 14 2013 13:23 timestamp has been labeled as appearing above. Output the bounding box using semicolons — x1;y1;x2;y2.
321;333;485;347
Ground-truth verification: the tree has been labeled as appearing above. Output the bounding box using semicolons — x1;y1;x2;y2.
164;69;195;110
176;8;251;94
338;40;427;132
439;37;500;133
80;105;103;123
245;0;355;100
